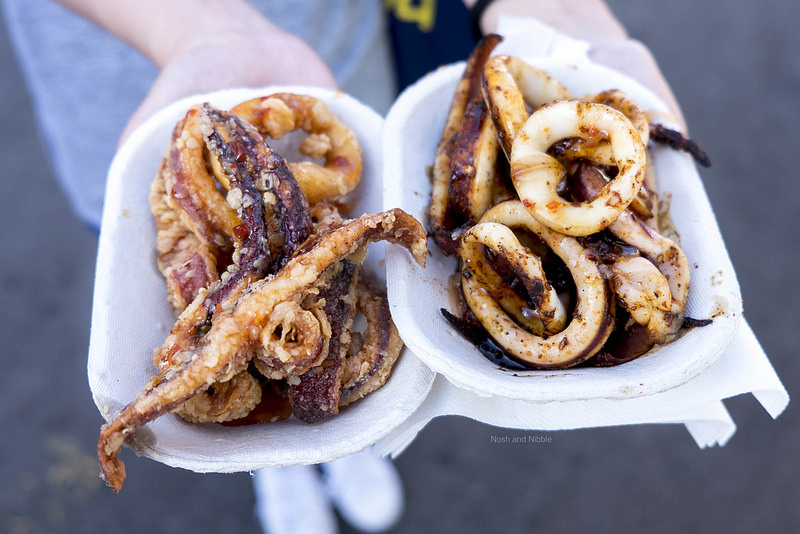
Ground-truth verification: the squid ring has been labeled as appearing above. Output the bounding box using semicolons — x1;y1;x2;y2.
608;210;690;342
590;89;650;145
162;106;240;258
460;222;567;335
230;93;362;204
254;299;329;379
461;200;614;368
510;100;647;236
482;55;573;158
556;89;651;166
609;255;672;340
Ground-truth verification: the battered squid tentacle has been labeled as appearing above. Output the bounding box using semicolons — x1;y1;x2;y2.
98;208;427;493
339;274;405;406
430;33;502;256
289;260;359;422
150;159;219;313
510;100;647;236
157;103;314;423
230;93;363;204
176;371;263;424
155;105;272;373
162;106;239;264
201;103;313;272
456;200;614;368
196;104;273;314
481;54;572;159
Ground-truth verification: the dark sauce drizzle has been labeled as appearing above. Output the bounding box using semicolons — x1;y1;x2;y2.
441;308;530;371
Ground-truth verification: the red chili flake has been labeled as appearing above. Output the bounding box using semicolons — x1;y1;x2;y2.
232;141;248;163
332;155;351;169
233;223;250;240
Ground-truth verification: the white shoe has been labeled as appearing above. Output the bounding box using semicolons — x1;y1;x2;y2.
321;449;405;533
252;465;338;534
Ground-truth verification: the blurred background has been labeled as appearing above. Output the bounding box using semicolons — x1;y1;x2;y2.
1;1;797;533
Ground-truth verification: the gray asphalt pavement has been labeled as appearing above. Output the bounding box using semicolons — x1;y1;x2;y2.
1;2;798;533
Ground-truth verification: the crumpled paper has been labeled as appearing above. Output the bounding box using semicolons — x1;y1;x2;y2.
376;17;788;454
87;86;435;473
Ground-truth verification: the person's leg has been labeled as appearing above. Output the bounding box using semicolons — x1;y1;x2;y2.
253;465;338;534
321;449;405;533
252;448;404;534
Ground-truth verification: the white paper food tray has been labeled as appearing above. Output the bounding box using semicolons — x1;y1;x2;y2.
383;57;742;403
87;86;435;473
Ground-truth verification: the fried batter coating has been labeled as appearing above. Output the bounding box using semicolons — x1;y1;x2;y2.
98;208;426;492
289;260;359;422
230;93;363;204
177;371;262;423
339;274;405;406
150;160;219;313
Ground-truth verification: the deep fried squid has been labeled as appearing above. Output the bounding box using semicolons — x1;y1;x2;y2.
98;208;426;492
339;274;405;406
150;159;219;312
289;260;359;423
152;103;313;423
161;107;239;264
230;93;363;204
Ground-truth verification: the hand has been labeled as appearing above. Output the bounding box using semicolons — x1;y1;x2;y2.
54;0;338;145
471;0;686;128
121;29;337;144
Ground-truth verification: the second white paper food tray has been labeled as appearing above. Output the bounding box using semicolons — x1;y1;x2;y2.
382;56;742;405
88;86;436;473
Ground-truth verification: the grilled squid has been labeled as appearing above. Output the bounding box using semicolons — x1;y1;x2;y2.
608;210;689;342
460;200;614;368
429;33;503;255
510;100;647;236
482;54;572;158
432;43;709;372
570;163;690;343
460;222;567;335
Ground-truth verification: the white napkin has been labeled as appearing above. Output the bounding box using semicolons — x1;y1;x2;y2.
87;86;435;473
376;17;788;454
